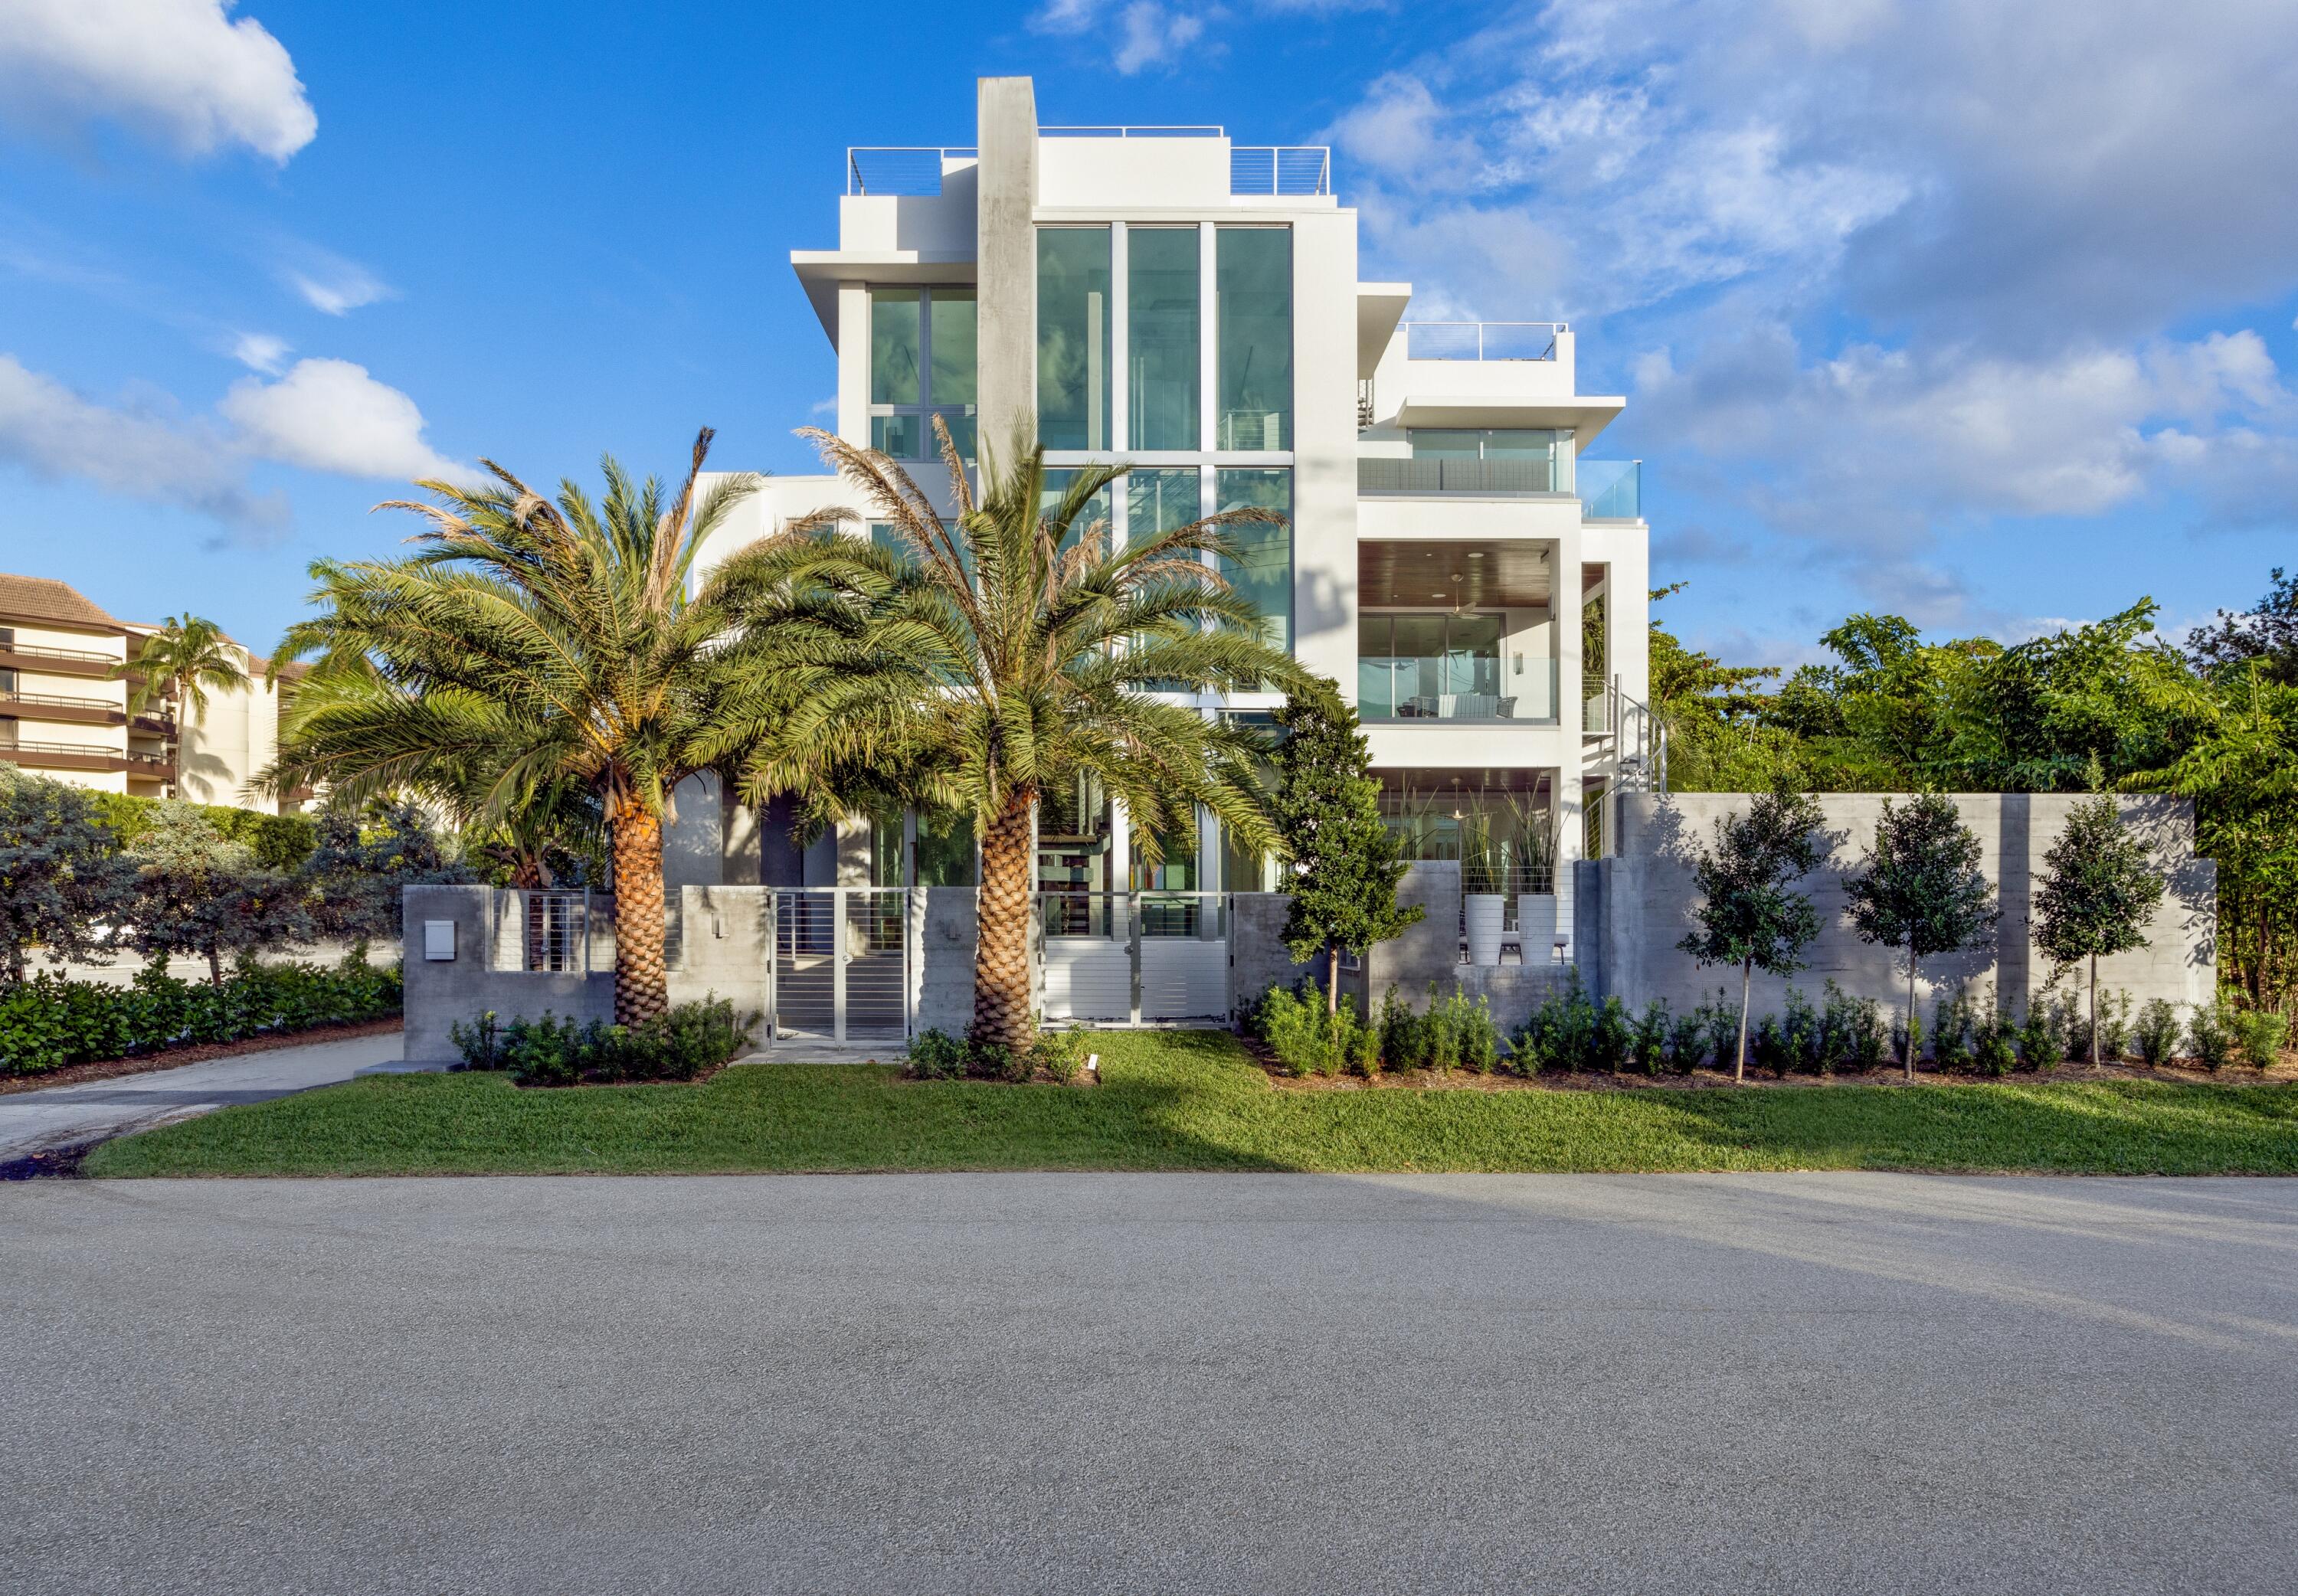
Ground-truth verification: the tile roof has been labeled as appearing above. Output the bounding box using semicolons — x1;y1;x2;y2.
0;572;123;632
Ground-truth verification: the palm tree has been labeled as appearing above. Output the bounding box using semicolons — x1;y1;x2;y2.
714;420;1313;1052
261;429;771;1024
114;615;250;726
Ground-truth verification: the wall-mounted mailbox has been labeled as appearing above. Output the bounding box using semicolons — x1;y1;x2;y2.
423;921;457;961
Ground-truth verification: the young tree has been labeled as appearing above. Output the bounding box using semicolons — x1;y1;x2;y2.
1268;689;1422;1011
126;802;310;984
2033;794;2165;1066
113;614;251;726
1678;779;1829;1081
1842;792;2001;1080
0;764;138;981
298;800;470;946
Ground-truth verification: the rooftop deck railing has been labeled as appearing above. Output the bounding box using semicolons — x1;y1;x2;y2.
845;146;979;197
1405;322;1565;361
1040;125;1226;138
1230;146;1331;196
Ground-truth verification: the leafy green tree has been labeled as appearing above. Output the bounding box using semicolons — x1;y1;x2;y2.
262;429;770;1024
0;763;138;982
1841;793;2000;1079
1268;688;1422;1011
2032;793;2165;1066
719;420;1312;1053
1677;778;1829;1081
1646;585;1809;793
299;800;470;945
126;802;309;984
2189;567;2298;687
113;614;250;726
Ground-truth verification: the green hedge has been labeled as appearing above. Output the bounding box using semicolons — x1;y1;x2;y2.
0;954;402;1077
84;792;317;871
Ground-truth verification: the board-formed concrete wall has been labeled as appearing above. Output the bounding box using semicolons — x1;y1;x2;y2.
1586;793;2216;1022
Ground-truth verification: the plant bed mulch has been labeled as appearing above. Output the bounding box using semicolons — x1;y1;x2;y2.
0;1019;406;1097
1259;1050;2298;1092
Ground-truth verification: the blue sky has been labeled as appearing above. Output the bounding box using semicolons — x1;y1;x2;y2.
2;0;2294;668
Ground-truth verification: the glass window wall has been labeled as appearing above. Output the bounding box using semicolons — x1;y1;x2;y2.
1128;227;1199;450
1216;468;1291;652
1038;227;1112;450
870;288;975;460
1216;227;1291;450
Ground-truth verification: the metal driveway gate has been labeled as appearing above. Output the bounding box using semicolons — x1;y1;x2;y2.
1039;891;1228;1025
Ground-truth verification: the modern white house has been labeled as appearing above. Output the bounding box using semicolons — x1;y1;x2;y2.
680;77;1657;976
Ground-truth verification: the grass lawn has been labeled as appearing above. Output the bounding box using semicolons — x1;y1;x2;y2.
83;1029;2298;1178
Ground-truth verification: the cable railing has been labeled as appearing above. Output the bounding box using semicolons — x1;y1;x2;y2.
1404;322;1564;361
845;146;978;197
1040;125;1225;138
1230;146;1331;196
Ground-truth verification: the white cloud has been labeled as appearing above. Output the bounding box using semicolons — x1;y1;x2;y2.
0;0;315;163
1111;2;1205;74
231;332;289;373
281;253;391;316
0;352;287;537
220;358;473;484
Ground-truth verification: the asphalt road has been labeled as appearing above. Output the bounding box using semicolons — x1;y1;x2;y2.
5;1173;2294;1594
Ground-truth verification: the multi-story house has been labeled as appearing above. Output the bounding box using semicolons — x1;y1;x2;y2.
0;572;301;811
685;76;1655;974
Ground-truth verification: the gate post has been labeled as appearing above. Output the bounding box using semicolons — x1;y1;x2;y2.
1128;890;1144;1027
833;888;848;1043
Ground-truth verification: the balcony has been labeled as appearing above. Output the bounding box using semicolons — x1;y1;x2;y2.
1360;657;1560;723
0;639;119;678
1360;457;1563;495
1579;459;1642;518
0;688;125;727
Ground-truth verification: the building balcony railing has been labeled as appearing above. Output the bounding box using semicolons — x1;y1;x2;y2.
1405;322;1564;361
1360;457;1563;495
1;688;119;715
1229;146;1330;196
1578;458;1642;518
1360;659;1559;723
845;146;978;196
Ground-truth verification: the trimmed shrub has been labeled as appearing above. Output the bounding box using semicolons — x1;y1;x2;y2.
1971;1004;2019;1078
1629;1001;1669;1076
2133;999;2182;1066
2015;1000;2058;1072
1589;995;1632;1073
475;997;755;1087
1664;1002;1711;1073
1029;1029;1087;1084
2231;1007;2288;1071
1380;985;1436;1072
2186;1001;2236;1071
1512;971;1598;1075
908;1029;969;1081
1931;992;1976;1073
1831;983;1890;1072
1;950;402;1077
1253;983;1373;1078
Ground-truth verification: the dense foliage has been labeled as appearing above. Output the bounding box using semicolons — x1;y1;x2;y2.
1676;778;1829;1078
448;998;756;1087
1841;792;2000;1076
0;950;402;1077
1649;574;2298;1015
0;763;139;981
84;792;316;871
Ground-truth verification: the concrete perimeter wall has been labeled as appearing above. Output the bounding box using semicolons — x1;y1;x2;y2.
1586;793;2216;1022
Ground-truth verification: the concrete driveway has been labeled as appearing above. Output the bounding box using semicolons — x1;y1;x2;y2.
4;1173;2293;1594
0;1033;417;1166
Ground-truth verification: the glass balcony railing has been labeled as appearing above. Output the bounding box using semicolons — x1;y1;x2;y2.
1360;657;1558;722
1358;457;1562;495
1578;459;1641;518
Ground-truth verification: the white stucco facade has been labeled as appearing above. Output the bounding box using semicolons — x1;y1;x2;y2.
691;79;1655;946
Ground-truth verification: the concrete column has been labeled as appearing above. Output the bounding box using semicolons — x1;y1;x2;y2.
836;284;871;448
1553;536;1585;953
974;77;1039;461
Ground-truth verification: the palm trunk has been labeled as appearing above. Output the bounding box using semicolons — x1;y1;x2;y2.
1907;959;1919;1082
2090;952;2100;1068
610;799;668;1025
1737;959;1752;1084
971;791;1037;1054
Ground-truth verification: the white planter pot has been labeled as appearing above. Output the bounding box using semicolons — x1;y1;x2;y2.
1518;893;1560;966
1465;894;1506;967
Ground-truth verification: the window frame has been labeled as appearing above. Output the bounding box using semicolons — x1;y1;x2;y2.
868;286;978;462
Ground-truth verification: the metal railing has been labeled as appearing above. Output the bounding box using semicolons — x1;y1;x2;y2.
1578;459;1642;518
1404;322;1564;361
846;146;977;196
1038;889;1228;942
0;688;119;714
1230;146;1331;196
1359;456;1563;495
1041;125;1225;138
1462;862;1557;897
494;889;592;973
7;737;121;760
0;639;116;664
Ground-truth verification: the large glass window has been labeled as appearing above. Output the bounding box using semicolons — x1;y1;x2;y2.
1357;613;1514;718
1128;227;1199;450
1038;227;1111;450
1041;469;1115;558
870;288;975;460
1405;427;1560;491
915;809;977;886
1126;466;1200;541
1216;468;1291;652
1216;228;1291;451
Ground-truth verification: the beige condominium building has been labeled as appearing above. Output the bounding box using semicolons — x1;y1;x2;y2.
678;77;1658;970
0;573;303;812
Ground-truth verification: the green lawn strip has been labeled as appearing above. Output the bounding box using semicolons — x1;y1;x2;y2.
84;1029;2298;1178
